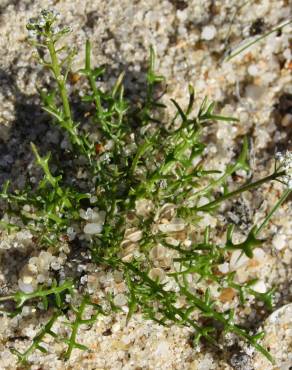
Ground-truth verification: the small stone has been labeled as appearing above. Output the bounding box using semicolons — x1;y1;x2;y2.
247;64;259;76
37;274;45;283
121;253;134;263
245;85;265;100
230;351;253;370
230;250;249;271
149;244;167;260
38;251;53;271
51;260;61;271
197;196;209;207
251;280;267;293
66;227;76;241
22;275;33;284
112;322;120;332
18;279;34;293
148;268;165;282
90;196;98;204
219;287;236;303
83;223;103;234
80;275;88;285
201;25;217;41
22;204;31;212
113;271;123;283
121;242;136;262
155;203;176;221
183;239;192;247
272;233;286;251
283;248;291;264
158;218;185;233
121;334;132;345
283;48;292;61
124;229;143;242
281;113;292;127
77;264;87;272
16;230;33;242
218;262;229;274
113;293;127;307
28;261;38;274
164;237;180;246
135;198;154;217
80;208;105;223
253;248;266;260
21;306;32;316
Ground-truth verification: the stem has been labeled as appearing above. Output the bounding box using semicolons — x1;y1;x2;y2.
130;139;153;176
190;162;239;200
64;298;87;359
123;262;216;344
85;40;102;114
255;188;291;237
12;312;61;363
85;40;116;144
195;171;285;212
179;284;274;363
225;19;292;62
47;39;72;122
46;37;92;161
0;295;14;302
187;136;249;201
30;143;58;189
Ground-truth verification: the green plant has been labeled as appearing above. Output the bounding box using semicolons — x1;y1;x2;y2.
225;18;292;61
0;9;291;366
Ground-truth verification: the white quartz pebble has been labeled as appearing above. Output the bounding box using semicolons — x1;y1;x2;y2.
218;262;229;274
18;279;34;293
272;234;287;251
158;219;185;233
201;25;217;40
113;293;127;307
83;223;103;234
229;250;249;271
148;267;165;282
252;280;267;293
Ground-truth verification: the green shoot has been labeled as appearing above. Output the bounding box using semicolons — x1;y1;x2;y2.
225;19;292;61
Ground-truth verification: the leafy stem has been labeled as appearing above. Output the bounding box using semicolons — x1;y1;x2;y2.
225;19;292;61
195;170;286;212
255;187;291;236
46;37;72;123
0;280;74;308
11;311;61;365
62;295;103;360
187;136;249;201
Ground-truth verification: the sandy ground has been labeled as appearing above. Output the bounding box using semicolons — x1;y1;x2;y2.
0;1;291;369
